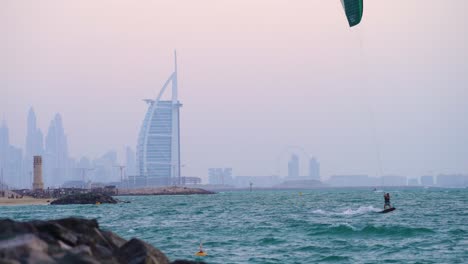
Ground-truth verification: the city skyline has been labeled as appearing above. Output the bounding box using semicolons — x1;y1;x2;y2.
0;111;466;188
2;1;467;179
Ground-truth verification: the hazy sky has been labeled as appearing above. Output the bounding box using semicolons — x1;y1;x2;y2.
2;0;468;180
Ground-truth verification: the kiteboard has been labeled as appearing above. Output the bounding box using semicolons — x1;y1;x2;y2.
379;207;396;213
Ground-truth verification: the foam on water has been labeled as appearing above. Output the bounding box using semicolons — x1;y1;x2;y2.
312;205;380;216
341;205;381;215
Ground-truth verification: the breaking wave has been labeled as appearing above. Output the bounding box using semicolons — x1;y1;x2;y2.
312;206;380;216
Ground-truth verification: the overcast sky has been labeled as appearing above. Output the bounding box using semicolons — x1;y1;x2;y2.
2;0;468;180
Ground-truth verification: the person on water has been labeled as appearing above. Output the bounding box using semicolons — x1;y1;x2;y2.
384;193;392;209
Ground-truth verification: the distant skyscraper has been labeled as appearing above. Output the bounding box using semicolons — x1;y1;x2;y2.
0;120;9;170
126;146;136;176
0;120;24;188
288;154;299;178
25;108;44;178
45;113;69;186
137;51;182;186
308;157;320;180
25;108;44;158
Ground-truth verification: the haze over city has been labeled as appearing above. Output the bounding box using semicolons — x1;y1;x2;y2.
2;0;468;181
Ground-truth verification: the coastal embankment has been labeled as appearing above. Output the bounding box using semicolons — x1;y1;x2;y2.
117;186;216;196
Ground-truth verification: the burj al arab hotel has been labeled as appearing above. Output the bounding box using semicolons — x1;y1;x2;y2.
136;51;182;186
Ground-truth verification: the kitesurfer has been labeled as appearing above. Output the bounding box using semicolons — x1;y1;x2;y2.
384;193;391;209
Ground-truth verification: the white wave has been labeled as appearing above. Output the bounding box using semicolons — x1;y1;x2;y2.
341;206;380;215
333;222;357;230
312;209;328;215
312;206;380;216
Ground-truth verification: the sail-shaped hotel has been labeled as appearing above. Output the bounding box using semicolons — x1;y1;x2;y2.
136;52;182;186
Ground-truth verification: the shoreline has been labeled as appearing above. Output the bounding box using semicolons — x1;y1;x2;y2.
0;198;52;206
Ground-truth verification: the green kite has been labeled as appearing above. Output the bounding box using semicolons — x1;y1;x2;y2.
341;0;364;27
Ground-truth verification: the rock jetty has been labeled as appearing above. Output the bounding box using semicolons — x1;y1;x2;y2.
119;186;216;196
0;217;205;264
50;193;118;205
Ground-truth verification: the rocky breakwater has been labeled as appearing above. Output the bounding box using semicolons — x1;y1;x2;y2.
0;217;205;264
120;186;216;196
50;193;118;205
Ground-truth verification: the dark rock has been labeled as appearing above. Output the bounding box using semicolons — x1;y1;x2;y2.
53;217;99;230
58;252;101;264
0;219;37;240
51;193;118;205
118;238;169;264
101;230;127;249
0;234;53;263
34;221;79;246
0;218;196;264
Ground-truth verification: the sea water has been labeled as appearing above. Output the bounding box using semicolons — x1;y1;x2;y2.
1;188;467;263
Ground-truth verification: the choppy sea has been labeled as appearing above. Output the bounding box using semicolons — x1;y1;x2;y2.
1;188;467;263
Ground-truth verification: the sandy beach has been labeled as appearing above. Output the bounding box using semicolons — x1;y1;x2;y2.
0;197;52;206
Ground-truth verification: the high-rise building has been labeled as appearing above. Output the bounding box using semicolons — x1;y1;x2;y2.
0;120;9;171
25;108;44;183
137;52;182;186
288;154;299;178
25;108;44;159
308;157;320;180
0;120;24;188
126;146;136;176
45;113;69;186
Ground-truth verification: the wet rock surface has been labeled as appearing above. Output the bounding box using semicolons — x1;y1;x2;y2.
0;218;206;264
50;193;118;205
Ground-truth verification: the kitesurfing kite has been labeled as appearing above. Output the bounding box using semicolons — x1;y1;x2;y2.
341;0;364;27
